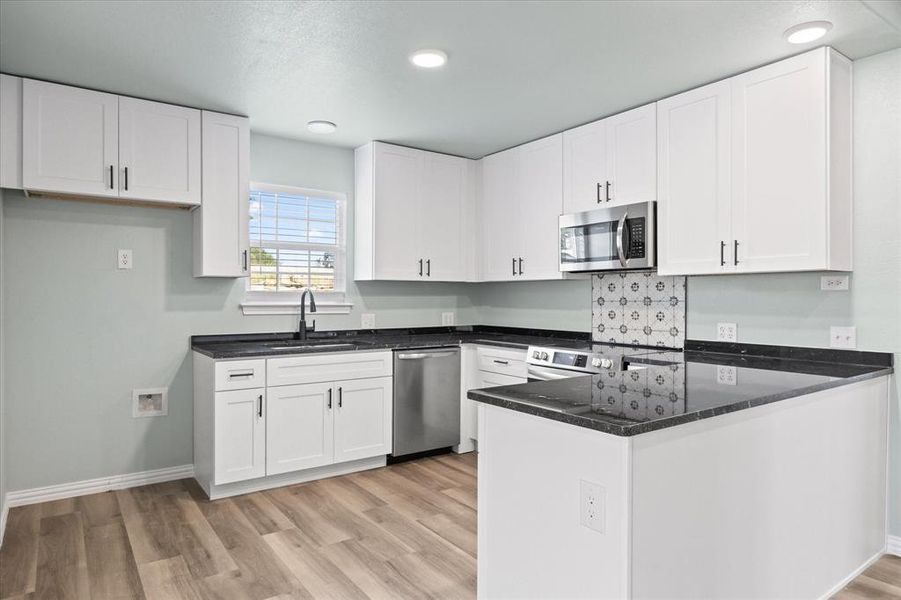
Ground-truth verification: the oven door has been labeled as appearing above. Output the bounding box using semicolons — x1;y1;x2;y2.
526;364;585;382
559;201;655;272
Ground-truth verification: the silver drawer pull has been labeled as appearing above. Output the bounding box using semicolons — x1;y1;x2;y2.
228;370;255;379
492;360;509;365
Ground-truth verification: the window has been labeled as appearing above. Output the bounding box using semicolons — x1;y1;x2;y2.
245;182;347;311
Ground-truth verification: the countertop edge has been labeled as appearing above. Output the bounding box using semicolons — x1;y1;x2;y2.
467;366;894;437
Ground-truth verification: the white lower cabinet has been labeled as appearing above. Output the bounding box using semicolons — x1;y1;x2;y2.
214;388;266;485
266;382;334;475
194;351;393;499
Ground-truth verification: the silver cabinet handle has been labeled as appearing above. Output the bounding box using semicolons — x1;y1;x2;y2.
605;181;611;202
596;183;603;203
228;370;254;379
720;241;725;267
616;212;628;267
493;359;509;365
397;351;458;360
734;240;739;266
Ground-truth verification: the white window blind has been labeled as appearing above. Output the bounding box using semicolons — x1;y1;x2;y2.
248;183;346;296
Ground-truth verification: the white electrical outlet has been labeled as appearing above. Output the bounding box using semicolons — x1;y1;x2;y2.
830;326;857;349
716;365;737;386
442;312;455;326
118;249;133;270
361;313;376;329
820;275;849;291
580;480;605;534
717;322;737;343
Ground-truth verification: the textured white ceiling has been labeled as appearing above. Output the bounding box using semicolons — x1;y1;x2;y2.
1;0;899;158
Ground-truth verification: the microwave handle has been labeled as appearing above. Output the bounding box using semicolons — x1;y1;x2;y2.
616;212;629;267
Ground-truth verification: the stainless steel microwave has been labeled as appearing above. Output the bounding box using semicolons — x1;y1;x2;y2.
559;201;656;272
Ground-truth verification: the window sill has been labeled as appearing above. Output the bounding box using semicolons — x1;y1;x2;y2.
241;301;354;316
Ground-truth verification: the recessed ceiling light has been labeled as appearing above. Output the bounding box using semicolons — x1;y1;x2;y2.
409;49;448;69
784;20;833;44
307;120;337;134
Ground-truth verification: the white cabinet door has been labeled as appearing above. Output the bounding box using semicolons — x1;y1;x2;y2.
657;81;733;275
373;143;421;280
731;50;827;273
22;79;119;197
118;97;201;205
334;377;393;463
420;153;466;280
481;149;520;281
517;134;563;281
606;103;656;206
563;119;608;214
193;111;250;277
214;388;266;484
266;382;334;475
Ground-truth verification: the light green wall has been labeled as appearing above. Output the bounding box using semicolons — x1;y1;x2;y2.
1;133;474;492
470;279;591;332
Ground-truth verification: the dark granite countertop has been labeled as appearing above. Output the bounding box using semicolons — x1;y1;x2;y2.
468;343;893;437
191;325;600;359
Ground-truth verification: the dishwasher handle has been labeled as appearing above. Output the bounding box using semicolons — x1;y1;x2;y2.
396;351;458;360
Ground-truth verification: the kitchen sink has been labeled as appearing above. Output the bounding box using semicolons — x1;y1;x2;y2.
258;339;365;351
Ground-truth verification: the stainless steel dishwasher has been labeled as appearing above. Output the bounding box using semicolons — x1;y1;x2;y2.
392;347;461;457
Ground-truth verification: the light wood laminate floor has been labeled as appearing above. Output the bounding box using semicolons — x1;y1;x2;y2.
0;451;898;599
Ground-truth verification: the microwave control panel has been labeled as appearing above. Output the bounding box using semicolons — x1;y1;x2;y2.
628;217;646;258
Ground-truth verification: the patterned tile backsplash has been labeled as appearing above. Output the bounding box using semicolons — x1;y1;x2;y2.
591;273;687;349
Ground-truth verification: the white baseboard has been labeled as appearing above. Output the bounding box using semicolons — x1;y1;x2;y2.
818;549;884;600
4;464;194;508
0;495;8;549
887;535;901;557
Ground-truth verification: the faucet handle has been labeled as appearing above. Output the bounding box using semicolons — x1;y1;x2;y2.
311;319;316;332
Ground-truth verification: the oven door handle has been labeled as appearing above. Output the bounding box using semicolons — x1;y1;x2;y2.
527;365;580;381
616;211;629;268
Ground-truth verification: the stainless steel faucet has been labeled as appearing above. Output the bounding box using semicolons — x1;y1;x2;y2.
298;289;317;340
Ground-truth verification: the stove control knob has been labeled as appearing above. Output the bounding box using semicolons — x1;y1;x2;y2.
592;357;614;369
540;352;549;361
532;351;541;359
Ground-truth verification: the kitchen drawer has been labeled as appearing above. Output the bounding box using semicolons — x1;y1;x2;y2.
479;371;527;388
476;346;527;378
268;350;393;387
214;359;266;391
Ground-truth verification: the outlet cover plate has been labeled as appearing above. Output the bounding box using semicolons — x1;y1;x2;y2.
580;480;605;534
820;275;849;291
830;326;857;349
717;322;737;343
361;313;376;329
716;365;737;386
118;249;133;270
441;312;455;326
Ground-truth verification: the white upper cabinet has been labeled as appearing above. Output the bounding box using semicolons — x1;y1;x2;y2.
563;103;655;213
193;111;250;277
657;47;852;276
563;119;607;214
21;78;204;208
481;134;563;282
355;142;474;281
657;80;733;275
518;134;564;280
118;97;200;205
22;79;119;197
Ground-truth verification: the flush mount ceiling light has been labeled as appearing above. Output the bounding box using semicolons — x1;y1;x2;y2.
307;120;337;134
409;49;448;69
784;20;833;44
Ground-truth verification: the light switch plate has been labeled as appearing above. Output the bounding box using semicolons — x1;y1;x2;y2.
830;326;857;349
717;322;737;343
118;249;133;270
716;365;737;386
442;312;455;326
821;275;849;291
361;313;375;329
